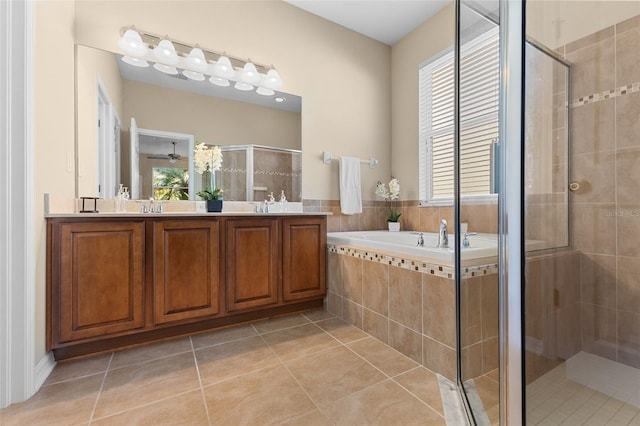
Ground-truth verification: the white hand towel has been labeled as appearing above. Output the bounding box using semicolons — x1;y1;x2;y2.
339;156;362;215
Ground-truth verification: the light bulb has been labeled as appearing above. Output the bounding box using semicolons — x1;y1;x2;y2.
234;81;254;91
262;69;282;90
153;63;178;75
185;47;208;72
183;70;205;81
209;76;230;87
212;56;235;79
118;29;148;57
238;62;261;85
256;87;274;96
122;56;149;67
153;39;179;64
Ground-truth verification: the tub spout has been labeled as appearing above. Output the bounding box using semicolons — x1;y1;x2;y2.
437;219;449;248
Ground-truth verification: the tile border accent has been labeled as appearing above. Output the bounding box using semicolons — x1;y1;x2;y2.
571;82;640;108
327;244;498;279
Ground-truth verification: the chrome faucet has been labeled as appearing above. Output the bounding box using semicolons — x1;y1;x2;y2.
462;232;478;247
410;232;424;246
437;219;449;248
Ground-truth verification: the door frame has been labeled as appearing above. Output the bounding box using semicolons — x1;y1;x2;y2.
0;0;40;408
135;127;196;200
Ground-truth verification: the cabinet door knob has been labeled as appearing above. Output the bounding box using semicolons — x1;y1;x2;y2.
569;182;580;191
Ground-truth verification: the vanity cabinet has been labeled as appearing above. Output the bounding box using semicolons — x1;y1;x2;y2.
50;221;145;344
226;218;279;312
282;217;326;301
47;214;326;360
153;220;221;324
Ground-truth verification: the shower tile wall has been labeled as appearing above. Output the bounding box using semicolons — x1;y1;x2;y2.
564;14;640;369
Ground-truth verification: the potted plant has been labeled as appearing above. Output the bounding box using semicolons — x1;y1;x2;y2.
376;178;401;231
194;142;224;212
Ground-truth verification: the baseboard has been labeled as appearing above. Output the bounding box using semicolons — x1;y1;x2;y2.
566;351;640;408
33;352;56;390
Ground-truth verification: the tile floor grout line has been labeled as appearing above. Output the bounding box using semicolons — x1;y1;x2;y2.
89;387;204;423
341;334;420;381
106;348;194;372
388;366;447;419
192;332;260;352
254;326;337;425
190;335;213;426
86;351;114;425
253;319;312;336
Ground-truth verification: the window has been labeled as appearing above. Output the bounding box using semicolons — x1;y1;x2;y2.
419;28;499;203
152;167;190;200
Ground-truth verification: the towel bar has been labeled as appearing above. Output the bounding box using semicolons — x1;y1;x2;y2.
322;151;378;169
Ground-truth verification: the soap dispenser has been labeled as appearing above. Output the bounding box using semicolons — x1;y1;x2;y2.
279;190;288;212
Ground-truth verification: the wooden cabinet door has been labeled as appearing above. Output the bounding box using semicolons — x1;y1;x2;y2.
153;220;221;324
57;222;145;343
226;218;279;312
282;217;327;301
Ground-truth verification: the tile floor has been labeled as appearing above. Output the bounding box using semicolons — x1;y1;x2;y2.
526;363;640;425
0;310;449;426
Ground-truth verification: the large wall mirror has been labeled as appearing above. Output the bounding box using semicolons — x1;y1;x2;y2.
75;45;302;202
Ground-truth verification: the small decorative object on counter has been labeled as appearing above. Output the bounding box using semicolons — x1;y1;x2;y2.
375;177;401;230
194;142;224;212
206;199;223;213
79;196;99;213
279;190;288;212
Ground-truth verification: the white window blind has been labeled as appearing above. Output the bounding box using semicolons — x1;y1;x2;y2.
419;28;499;202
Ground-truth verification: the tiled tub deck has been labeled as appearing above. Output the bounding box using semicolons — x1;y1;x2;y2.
325;243;499;382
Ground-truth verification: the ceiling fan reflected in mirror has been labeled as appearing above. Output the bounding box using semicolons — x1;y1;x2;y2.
146;141;182;163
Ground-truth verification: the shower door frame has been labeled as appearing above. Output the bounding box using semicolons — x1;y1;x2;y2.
453;0;526;423
497;0;525;424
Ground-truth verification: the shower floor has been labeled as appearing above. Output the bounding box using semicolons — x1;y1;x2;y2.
526;361;640;425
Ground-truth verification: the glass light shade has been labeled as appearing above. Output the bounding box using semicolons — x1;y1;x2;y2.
118;29;148;57
234;81;254;91
262;69;282;90
183;69;205;81
212;56;235;79
153;63;178;75
238;62;261;85
122;56;149;67
185;47;208;72
256;87;274;96
209;76;230;87
153;39;179;64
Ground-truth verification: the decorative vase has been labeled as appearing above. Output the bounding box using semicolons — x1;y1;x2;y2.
206;199;223;213
388;221;400;232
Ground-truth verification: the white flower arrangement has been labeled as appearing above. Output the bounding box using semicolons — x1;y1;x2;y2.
194;143;223;174
375;178;401;222
194;142;223;200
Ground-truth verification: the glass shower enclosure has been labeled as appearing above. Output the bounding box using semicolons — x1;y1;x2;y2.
523;2;640;424
212;144;302;202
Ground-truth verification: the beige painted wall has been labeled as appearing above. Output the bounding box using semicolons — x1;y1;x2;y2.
121;79;301;150
32;0;391;363
76;44;123;196
390;4;455;201
34;0;75;363
74;0;392;201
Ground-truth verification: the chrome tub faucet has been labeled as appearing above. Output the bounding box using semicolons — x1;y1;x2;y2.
437;219;449;248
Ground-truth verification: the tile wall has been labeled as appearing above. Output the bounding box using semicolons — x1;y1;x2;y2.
561;14;640;370
304;199;497;234
325;245;499;382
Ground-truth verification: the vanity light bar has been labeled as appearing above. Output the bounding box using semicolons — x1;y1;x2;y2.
118;26;283;93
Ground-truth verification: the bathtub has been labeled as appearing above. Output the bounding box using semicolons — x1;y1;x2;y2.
327;230;498;262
